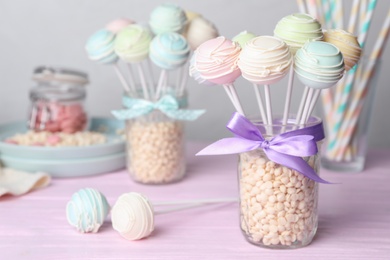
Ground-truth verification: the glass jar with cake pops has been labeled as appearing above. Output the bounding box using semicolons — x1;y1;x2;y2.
28;66;89;133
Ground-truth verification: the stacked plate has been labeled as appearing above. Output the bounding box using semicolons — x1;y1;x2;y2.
0;118;126;178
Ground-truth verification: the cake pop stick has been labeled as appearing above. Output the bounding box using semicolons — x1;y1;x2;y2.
111;192;237;241
192;37;244;115
150;32;190;100
114;24;153;99
85;29;134;95
253;84;268;125
281;63;295;130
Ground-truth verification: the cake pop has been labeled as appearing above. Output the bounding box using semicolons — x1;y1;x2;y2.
66;188;110;233
185;16;219;50
324;29;362;71
238;36;292;126
294;41;345;124
105;18;135;34
194;36;244;115
111;192;237;241
189;51;216;86
85;29;133;94
274;13;323;55
114;24;153;99
232;31;256;48
150;32;190;98
149;3;187;35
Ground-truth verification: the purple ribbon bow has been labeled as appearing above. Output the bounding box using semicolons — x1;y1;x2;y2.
197;112;330;184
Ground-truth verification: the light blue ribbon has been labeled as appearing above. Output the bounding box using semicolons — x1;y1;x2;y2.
112;95;205;121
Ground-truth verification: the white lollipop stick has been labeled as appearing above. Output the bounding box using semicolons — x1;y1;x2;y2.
299;87;314;126
305;89;321;122
178;61;189;96
176;66;184;93
224;84;245;116
114;64;132;95
154;198;238;206
223;86;239;113
253;84;268;124
264;84;273;125
125;64;137;94
282;63;295;131
295;86;309;125
155;69;167;100
144;60;155;96
155;198;237;214
136;63;150;100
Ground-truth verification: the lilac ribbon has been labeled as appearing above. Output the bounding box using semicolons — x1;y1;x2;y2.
197;112;330;184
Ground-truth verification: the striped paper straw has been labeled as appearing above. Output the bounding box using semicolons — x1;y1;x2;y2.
348;0;360;34
316;0;326;24
332;0;344;29
297;0;307;13
306;0;318;18
326;0;377;154
331;8;390;160
321;0;333;29
358;0;377;47
359;0;367;32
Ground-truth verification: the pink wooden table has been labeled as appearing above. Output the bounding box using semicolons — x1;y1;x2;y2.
1;142;390;259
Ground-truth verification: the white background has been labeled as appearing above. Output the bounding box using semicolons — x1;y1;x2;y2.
0;0;389;147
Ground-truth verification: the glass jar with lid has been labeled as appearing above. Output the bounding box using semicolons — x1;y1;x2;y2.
28;66;89;133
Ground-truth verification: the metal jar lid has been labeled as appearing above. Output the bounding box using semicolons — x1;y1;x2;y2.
32;66;89;85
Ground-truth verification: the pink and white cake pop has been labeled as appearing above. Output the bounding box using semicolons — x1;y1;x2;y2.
238;36;292;85
105;18;135;34
194;36;241;85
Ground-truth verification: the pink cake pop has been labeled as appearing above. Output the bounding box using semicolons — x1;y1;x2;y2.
105;18;135;34
193;37;244;114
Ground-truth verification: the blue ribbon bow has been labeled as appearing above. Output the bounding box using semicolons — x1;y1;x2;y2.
112;95;205;121
197;112;330;183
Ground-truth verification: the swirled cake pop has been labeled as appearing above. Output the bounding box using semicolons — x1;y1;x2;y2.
111;192;154;241
295;41;345;124
66;188;110;233
294;41;344;89
274;13;323;54
150;32;190;70
238;36;292;85
195;36;241;84
85;29;118;64
114;24;152;63
233;31;256;48
149;3;187;35
193;36;244;115
189;51;216;86
105;18;135;34
324;29;362;71
185;16;219;50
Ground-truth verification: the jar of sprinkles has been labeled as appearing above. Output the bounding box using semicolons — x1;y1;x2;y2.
28;66;89;133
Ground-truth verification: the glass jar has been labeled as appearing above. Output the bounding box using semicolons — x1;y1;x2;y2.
28;66;89;133
238;116;322;249
125;87;187;184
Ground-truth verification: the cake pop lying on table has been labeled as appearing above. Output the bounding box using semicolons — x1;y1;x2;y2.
66;189;236;240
